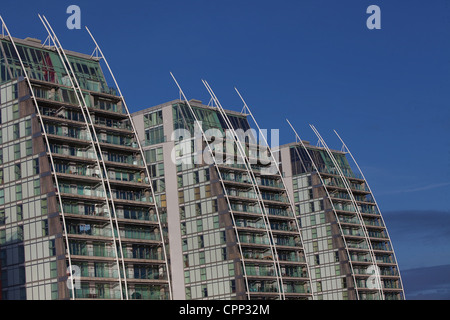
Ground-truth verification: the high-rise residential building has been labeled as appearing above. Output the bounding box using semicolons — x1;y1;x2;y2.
0;29;171;299
276;133;405;300
132;98;313;300
0;20;404;301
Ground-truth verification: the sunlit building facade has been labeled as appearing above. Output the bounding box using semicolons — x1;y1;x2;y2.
277;139;405;300
0;24;404;301
132;99;313;300
0;33;171;300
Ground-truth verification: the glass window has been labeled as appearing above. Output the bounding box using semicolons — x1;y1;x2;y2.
15;163;21;180
17;204;23;221
15;184;22;200
14;143;20;160
34;179;40;196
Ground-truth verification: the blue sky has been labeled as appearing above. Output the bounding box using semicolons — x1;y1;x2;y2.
2;0;450;299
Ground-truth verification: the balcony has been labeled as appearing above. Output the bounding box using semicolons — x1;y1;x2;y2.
315;164;364;182
92;115;132;132
108;176;150;189
239;234;270;247
235;219;267;231
46;130;91;145
230;203;262;217
49;144;97;162
323;178;370;194
274;237;302;249
247;281;279;295
266;208;294;220
245;265;277;278
278;252;307;264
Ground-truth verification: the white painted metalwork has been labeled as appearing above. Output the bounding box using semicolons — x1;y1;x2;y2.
85;27;173;299
286;119;361;300
202;80;284;299
170;72;251;299
309;124;384;299
0;15;76;299
235;88;315;298
39;15;129;299
334;130;406;299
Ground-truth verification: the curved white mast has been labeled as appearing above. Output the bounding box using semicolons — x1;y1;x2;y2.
286;119;361;300
334;130;405;299
202;80;284;299
235;89;315;298
39;15;130;299
309;124;384;299
170;73;252;299
0;15;76;299
84;26;173;299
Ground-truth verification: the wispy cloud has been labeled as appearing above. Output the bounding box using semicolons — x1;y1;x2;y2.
377;182;450;196
401;264;450;300
382;210;450;270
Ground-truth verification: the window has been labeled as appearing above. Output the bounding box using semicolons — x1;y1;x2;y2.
335;265;341;276
41;198;48;215
311;228;317;239
312;241;319;252
12;104;19;120
230;280;236;293
315;268;321;279
34;179;40;196
143;110;163;128
185;287;191;299
145;126;164;145
342;277;347;289
204;185;211;198
26;140;33;156
199;251;205;264
195;203;201;216
196;219;203;232
16;184;22;200
0;209;5;225
315;254;320;265
17;204;23;221
42;219;48;236
200;268;206;281
14;143;20;160
317;281;322;292
194;187;200;200
198;235;204;248
0;229;5;245
15;163;21;180
193;171;199;184
13;123;19;139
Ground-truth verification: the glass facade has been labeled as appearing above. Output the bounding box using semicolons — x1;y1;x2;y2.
136;101;312;300
0;33;404;301
281;143;404;300
0;35;170;300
